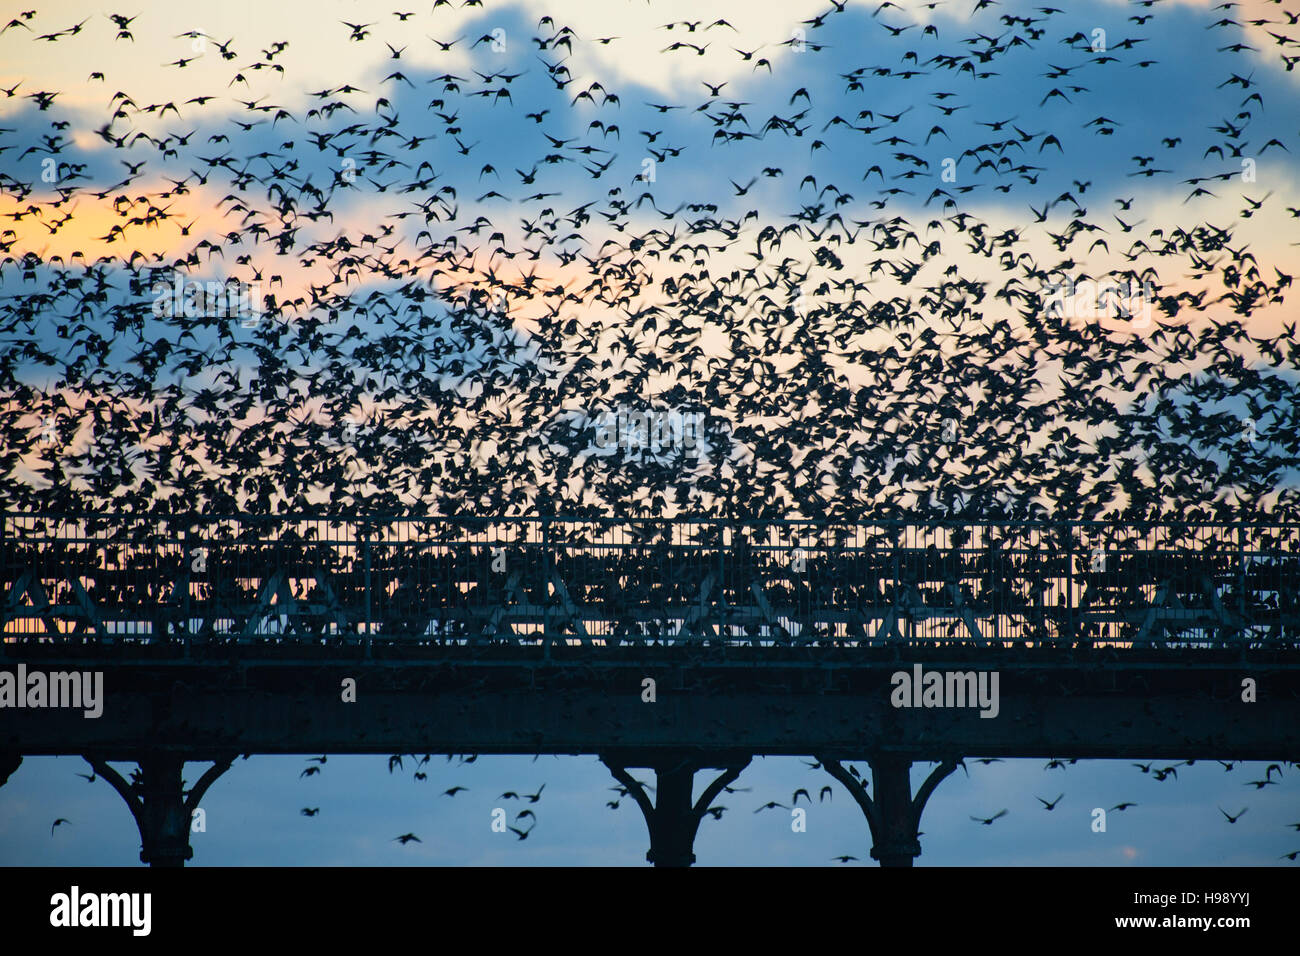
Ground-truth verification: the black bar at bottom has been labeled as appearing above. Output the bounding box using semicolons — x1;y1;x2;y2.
6;866;1285;943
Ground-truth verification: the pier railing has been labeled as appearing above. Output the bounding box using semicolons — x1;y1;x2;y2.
3;514;1297;648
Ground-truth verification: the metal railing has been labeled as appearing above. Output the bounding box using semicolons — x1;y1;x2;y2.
2;513;1298;649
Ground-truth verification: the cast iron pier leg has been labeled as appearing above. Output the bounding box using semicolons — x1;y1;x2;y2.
819;755;959;867
601;753;750;867
86;753;233;867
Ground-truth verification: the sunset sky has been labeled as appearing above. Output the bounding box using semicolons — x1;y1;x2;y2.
2;0;1299;865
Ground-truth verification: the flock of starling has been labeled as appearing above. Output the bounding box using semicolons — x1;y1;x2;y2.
0;0;1296;523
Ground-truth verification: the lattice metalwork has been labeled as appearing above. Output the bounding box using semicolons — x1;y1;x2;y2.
2;514;1298;648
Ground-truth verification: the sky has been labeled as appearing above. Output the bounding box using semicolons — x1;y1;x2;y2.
4;753;1299;865
3;0;1299;519
2;0;1300;865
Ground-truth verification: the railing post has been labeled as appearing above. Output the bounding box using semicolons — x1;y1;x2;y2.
1237;524;1246;639
1065;522;1075;647
892;527;900;636
0;513;6;638
717;522;725;644
182;522;192;659
542;516;552;656
363;521;372;658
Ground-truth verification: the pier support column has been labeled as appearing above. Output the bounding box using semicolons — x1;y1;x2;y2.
820;755;959;867
87;753;233;867
601;753;750;867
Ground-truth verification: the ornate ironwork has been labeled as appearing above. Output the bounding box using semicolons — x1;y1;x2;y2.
4;514;1297;649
